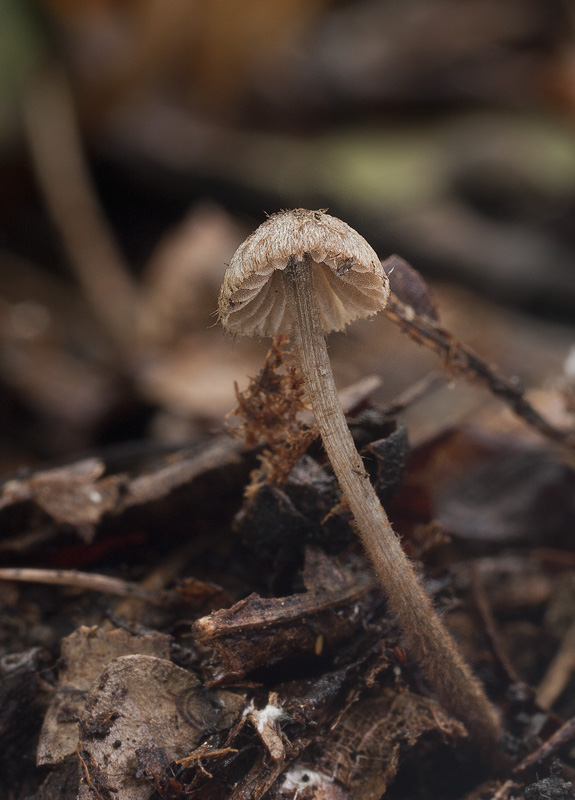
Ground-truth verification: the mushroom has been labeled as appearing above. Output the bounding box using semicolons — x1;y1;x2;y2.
219;209;502;754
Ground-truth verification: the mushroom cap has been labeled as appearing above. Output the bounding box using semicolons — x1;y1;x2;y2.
218;209;389;336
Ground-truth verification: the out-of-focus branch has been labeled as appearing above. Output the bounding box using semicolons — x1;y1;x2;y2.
513;716;575;777
536;621;575;710
22;65;140;362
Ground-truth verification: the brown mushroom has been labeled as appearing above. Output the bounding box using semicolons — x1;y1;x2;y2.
219;209;502;755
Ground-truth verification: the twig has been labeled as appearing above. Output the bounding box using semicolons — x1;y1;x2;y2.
113;539;212;619
384;291;575;451
22;65;140;361
175;744;239;770
491;780;519;800
470;562;521;686
228;737;309;800
77;747;109;800
536;620;575;710
513;716;575;777
0;567;165;605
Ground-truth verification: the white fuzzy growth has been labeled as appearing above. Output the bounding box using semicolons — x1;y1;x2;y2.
251;701;290;733
281;765;334;791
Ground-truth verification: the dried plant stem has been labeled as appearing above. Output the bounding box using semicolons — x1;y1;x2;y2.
471;561;520;686
384;288;575;453
513;715;575;777
284;256;502;755
0;567;163;605
536;619;575;710
23;66;139;361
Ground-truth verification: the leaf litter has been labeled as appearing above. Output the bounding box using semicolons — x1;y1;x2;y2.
1;262;575;800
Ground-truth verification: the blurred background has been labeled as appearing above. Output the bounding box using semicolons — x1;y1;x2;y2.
1;0;575;469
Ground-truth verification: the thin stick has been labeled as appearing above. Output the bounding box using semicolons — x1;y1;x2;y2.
113;539;212;619
284;256;502;757
513;715;575;777
470;561;521;686
0;567;164;605
491;780;518;800
384;291;575;452
536;620;575;710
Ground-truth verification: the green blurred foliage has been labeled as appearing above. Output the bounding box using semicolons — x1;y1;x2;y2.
0;0;44;145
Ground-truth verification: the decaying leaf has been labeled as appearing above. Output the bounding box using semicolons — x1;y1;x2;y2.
237;416;409;567
402;423;575;548
438;447;575;545
0;458;114;533
385;254;439;322
77;654;244;800
361;418;410;505
37;625;171;766
0;437;244;537
271;689;466;800
0;648;51;790
23;757;80;800
236;455;352;567
139;202;245;343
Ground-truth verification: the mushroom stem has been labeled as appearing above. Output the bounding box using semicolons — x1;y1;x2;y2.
284;255;502;754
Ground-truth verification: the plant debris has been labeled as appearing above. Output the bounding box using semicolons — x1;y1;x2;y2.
274;689;467;800
1;200;575;798
76;654;244;800
382;256;575;453
228;334;317;489
2;302;575;797
524;761;575;800
4;1;575;795
37;626;171;767
192;548;380;685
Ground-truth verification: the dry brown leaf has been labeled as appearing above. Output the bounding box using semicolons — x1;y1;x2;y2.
271;689;466;800
139;203;244;345
77;654;244;800
0;437;244;538
37;625;171;766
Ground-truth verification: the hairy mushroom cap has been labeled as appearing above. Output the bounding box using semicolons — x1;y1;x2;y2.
218;209;389;336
